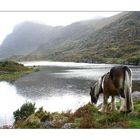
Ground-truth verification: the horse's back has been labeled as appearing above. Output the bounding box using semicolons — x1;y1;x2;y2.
103;66;132;96
110;66;131;88
110;66;131;78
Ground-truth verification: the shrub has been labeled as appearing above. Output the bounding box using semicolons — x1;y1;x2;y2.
34;68;40;72
79;114;95;128
127;55;140;65
74;103;98;118
35;107;51;122
1;61;8;67
13;102;36;122
97;111;128;128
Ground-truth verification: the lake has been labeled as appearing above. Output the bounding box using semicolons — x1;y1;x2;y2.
0;61;140;126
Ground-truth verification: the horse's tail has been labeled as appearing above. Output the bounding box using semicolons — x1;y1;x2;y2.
123;66;133;112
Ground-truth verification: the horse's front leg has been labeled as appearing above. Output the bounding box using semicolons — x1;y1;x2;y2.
99;95;108;112
110;96;117;111
119;97;126;112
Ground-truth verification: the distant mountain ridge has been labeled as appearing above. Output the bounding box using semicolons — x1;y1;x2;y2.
0;22;63;59
0;12;140;64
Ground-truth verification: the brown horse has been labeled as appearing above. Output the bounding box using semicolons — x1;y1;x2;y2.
90;66;133;113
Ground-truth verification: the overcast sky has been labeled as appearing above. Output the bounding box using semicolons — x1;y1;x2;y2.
0;12;121;45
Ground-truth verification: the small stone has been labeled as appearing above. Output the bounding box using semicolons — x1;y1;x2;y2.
62;123;73;129
43;121;54;128
2;125;13;129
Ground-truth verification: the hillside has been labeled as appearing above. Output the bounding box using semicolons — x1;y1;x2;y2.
28;11;140;64
0;22;63;59
0;17;108;60
0;12;140;64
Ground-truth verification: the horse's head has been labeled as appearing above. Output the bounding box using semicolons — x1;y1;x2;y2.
89;86;98;104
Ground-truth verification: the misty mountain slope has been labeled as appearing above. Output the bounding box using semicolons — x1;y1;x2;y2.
76;11;140;64
21;12;128;61
24;12;140;64
0;12;140;64
0;22;63;59
0;13;124;60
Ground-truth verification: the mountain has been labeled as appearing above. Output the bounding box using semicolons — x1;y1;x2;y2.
0;22;63;59
0;12;125;60
0;12;140;64
0;17;109;60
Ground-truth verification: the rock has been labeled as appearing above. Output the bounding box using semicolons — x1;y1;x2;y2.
0;71;9;74
42;121;54;128
132;91;140;101
62;123;73;129
2;125;13;129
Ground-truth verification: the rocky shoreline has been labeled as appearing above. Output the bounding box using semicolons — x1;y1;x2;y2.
132;91;140;101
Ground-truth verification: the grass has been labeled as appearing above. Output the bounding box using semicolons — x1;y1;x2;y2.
128;119;140;128
0;71;32;81
13;99;140;129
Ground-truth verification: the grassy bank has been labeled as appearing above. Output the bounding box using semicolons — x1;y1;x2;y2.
0;61;33;81
13;98;140;129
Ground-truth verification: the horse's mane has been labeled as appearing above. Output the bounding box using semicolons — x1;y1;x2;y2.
94;73;108;96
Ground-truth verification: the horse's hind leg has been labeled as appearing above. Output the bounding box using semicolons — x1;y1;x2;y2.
111;96;117;111
120;96;134;113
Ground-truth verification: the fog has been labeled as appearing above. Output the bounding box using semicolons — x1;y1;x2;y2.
0;12;120;45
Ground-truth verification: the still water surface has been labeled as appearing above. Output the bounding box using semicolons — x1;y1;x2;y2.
0;61;140;126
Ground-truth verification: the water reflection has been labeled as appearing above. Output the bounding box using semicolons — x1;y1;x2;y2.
53;69;109;80
0;61;140;126
0;81;90;126
36;94;90;112
22;61;117;68
21;61;140;80
0;81;25;126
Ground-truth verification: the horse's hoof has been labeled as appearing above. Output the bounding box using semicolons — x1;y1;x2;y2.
99;109;109;113
120;108;133;113
119;108;127;113
98;109;105;112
